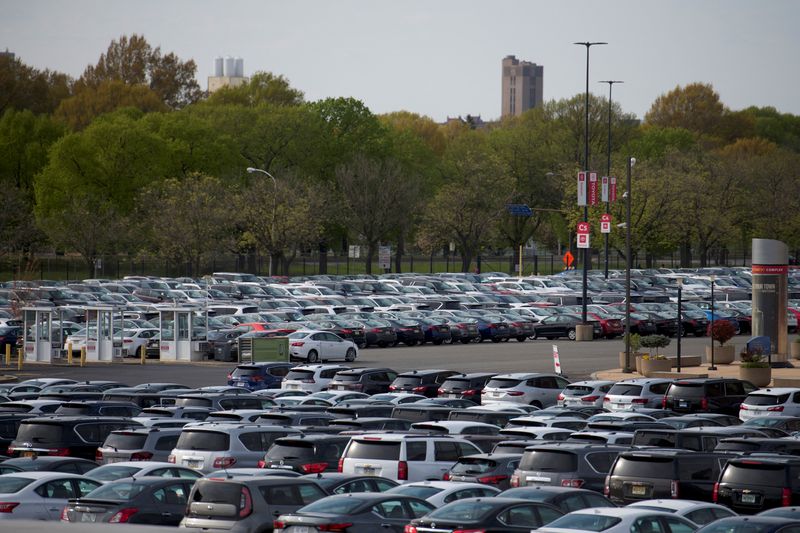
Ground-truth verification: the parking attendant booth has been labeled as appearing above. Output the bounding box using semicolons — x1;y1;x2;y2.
22;307;58;363
159;307;205;362
84;306;121;362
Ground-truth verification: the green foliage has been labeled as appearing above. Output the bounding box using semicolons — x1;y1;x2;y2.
0;54;71;115
624;333;641;353
204;71;304;107
740;348;769;368
640;334;671;350
55;79;167;130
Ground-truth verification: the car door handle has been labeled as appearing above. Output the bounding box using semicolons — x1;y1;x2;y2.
161;512;172;517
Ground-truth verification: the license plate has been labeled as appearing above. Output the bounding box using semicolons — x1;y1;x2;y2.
678;400;689;408
741;493;757;504
270;465;294;470
21;451;36;458
631;485;647;496
527;476;551;483
80;513;97;523
446;394;460;399
186;460;202;469
286;527;309;533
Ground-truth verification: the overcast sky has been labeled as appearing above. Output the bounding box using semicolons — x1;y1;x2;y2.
4;0;798;121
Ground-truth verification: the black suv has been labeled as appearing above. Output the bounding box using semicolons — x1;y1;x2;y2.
8;416;141;460
261;435;352;474
606;449;734;504
389;369;458;397
437;372;496;403
511;443;629;492
715;456;800;513
632;427;769;451
327;368;398;394
662;378;758;415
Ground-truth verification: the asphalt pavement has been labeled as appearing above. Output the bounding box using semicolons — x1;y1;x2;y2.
6;335;732;387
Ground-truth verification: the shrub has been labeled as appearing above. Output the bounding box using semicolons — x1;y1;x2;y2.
624;333;641;353
640;334;671;356
710;320;737;346
740;348;769;368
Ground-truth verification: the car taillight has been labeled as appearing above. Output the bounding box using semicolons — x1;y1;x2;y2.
273;520;285;529
213;457;237;468
95;449;103;462
338;457;344;472
130;451;153;461
60;506;70;521
442;472;450;480
510;474;520;487
318;523;354;532
251;375;263;382
561;479;584;488
48;447;70;456
478;475;509;485
290;341;305;346
109;508;138;523
783;487;792;506
404;526;418;533
341;329;353;334
700;397;709;410
768;406;785;412
740;405;748;410
412;386;427;393
257;460;266;468
662;396;668;408
371;328;381;333
398;460;408;481
507;391;524;396
239;486;253;518
389;385;397;391
712;482;719;502
603;397;610;402
604;475;610;496
581;395;600;402
670;479;679;498
557;393;565;401
462;389;477;396
226;374;232;380
168;454;176;463
0;502;19;513
300;462;329;474
438;388;445;394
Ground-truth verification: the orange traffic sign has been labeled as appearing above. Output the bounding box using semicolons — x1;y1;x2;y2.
563;251;575;267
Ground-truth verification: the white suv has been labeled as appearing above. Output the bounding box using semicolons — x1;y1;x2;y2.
603;378;673;411
481;373;570;408
281;364;349;393
739;387;800;421
339;433;481;482
558;380;615;408
168;423;301;473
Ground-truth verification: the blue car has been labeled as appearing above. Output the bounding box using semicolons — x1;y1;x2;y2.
226;362;295;391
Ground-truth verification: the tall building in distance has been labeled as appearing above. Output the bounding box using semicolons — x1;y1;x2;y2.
207;56;248;93
501;55;543;118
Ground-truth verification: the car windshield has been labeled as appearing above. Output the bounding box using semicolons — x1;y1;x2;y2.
544;513;622;532
426;500;497;521
87;465;142;482
519;450;577;472
699;520;786;533
389;485;444;499
297;496;364;514
85;481;147;500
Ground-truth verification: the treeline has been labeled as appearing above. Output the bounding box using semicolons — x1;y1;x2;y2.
2;34;800;276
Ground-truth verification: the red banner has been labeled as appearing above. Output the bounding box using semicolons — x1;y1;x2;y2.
609;177;617;202
588;172;598;206
752;264;788;274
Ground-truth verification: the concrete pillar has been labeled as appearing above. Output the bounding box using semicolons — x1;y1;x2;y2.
752;238;789;361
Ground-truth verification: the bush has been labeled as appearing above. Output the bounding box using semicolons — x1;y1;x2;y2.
710;320;737;346
640;334;671;356
740;348;769;368
624;333;641;353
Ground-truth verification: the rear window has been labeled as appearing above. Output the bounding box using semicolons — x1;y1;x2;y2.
633;432;676;447
426;500;497;521
56;405;91;415
175;397;213;408
450;457;496;474
0;477;34;493
88;465;141;482
440;378;473;389
607;384;643;396
285;370;315;381
266;442;315;460
390;485;444;499
393;377;423;387
176;430;230;451
564;386;594;395
612;455;675;478
745;394;790;406
486;378;522;389
346;440;401;460
545;514;622;532
333;374;360;382
191;479;243;506
86;481;147;500
519;450;578;472
668;383;705;397
15;422;64;444
103;432;147;450
721;462;787;485
231;367;261;378
714;441;759;452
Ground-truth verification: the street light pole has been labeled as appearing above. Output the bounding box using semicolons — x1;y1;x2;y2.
574;41;607;325
599;80;623;280
676;278;683;372
623;156;634;373
246;167;278;277
709;275;717;371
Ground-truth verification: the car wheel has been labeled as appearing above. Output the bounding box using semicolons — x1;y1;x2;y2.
491;337;501;343
357;342;367;349
433;339;443;345
345;348;356;362
378;342;388;348
516;336;527;342
530;330;538;340
460;338;472;344
567;329;577;341
530;400;542;408
477;337;484;343
306;350;319;363
405;340;417;347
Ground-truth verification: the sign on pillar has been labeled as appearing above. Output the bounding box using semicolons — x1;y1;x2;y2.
601;176;609;202
600;213;612;234
610;177;617;202
588;172;599;206
577;172;587;206
577;222;590;249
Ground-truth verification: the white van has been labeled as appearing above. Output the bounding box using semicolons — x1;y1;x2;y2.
339;433;481;482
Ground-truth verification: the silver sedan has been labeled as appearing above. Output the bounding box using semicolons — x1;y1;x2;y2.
0;471;101;520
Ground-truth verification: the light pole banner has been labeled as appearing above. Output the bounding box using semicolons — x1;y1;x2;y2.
610;177;617;202
552;345;563;375
601;176;609;202
588;172;599;206
577;172;587;206
600;213;611;234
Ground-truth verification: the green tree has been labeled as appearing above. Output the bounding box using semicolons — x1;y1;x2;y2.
134;174;237;275
0;54;71;115
205;71;304;107
76;34;202;109
645;83;724;137
54;79;166;130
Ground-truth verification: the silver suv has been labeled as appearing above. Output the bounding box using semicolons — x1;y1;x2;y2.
181;477;327;532
340;433;482;482
97;427;183;463
168;423;301;473
604;378;673;411
482;373;570;408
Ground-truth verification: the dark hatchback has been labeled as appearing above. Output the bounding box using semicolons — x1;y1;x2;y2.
663;378;758;415
226;362;295;391
438;373;496;403
531;315;602;341
390;369;458;397
715;457;800;514
261;435;352;474
406;497;564;533
327;367;398;395
8;416;141;460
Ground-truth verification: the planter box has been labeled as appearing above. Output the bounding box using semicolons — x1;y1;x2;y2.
740;366;771;387
791;342;800;360
706;344;735;365
619;351;643;371
641;358;672;377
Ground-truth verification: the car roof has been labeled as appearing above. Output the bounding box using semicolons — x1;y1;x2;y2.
0;471;87;480
400;480;495;490
628;499;730;512
746;388;800;396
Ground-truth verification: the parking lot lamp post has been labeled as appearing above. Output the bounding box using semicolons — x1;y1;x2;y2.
599;80;622;279
623;156;634;373
709;275;717;371
676;278;683;372
574;41;607;325
246;167;278;276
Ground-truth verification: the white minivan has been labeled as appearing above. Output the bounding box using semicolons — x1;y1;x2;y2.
339;433;481;483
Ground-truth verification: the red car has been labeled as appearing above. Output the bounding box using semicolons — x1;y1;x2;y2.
588;312;624;339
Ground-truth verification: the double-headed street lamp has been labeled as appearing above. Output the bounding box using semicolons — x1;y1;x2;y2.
574;41;607;325
246;167;278;277
599;80;623;280
623;156;635;373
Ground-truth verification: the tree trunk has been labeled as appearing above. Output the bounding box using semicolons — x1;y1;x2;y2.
680;239;692;268
365;244;376;275
698;237;709;268
460;251;473;273
394;234;404;274
318;241;328;275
